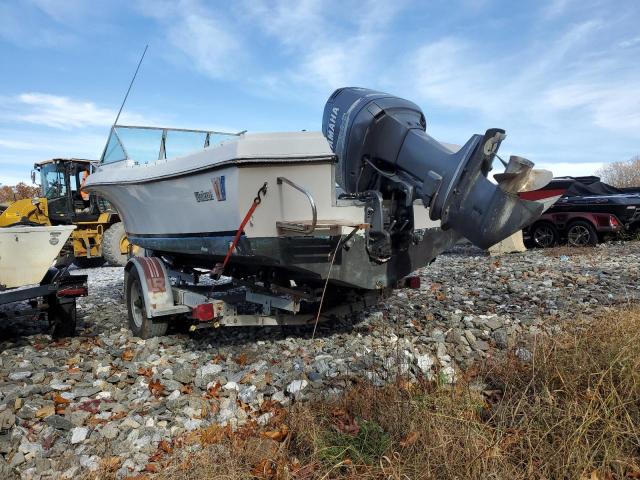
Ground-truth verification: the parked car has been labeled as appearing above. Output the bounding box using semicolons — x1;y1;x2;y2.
521;176;640;247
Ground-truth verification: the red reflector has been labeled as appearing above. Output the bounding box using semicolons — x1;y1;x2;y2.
609;215;620;227
57;287;88;297
406;276;421;289
192;303;215;321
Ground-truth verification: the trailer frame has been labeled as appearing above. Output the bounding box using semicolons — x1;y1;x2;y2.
124;255;389;339
0;267;88;337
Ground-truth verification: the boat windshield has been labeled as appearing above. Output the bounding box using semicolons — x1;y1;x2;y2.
39;162;68;200
100;125;243;165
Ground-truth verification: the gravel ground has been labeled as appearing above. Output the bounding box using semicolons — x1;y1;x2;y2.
0;242;639;478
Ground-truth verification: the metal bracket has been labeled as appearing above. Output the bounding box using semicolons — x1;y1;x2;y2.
276;177;317;234
362;191;392;261
245;291;301;315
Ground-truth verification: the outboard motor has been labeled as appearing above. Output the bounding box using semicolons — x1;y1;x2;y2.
322;87;546;257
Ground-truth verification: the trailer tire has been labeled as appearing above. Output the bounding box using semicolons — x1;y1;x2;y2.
48;297;77;338
567;220;598;247
126;267;168;338
103;222;130;267
530;221;559;248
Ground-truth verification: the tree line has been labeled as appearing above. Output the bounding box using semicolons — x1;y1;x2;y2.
597;155;640;188
0;183;41;204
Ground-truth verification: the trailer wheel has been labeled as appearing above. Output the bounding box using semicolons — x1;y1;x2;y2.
567;220;598;247
531;222;559;248
48;297;77;338
126;267;168;338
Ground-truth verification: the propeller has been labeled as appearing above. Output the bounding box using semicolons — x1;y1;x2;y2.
494;155;553;194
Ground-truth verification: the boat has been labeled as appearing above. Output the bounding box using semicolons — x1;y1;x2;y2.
0;225;76;289
85;87;556;292
0;224;88;337
521;176;640;247
540;176;640;227
518;177;573;209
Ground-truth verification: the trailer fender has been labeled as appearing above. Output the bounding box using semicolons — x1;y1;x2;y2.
125;257;182;318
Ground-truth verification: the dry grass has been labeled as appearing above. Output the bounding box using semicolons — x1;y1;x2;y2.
113;306;640;480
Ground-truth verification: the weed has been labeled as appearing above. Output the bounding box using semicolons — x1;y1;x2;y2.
318;420;391;466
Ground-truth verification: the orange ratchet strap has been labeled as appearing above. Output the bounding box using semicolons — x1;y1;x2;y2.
212;182;267;278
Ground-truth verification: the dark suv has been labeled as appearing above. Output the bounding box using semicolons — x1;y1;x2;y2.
522;176;640;247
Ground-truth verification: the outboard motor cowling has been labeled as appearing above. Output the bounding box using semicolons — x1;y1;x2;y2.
322;87;545;252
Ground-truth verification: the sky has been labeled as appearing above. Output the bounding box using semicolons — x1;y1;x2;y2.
0;0;639;185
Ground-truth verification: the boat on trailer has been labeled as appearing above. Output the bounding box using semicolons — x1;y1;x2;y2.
85;87;557;337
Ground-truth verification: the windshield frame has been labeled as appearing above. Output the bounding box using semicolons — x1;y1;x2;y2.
99;124;245;165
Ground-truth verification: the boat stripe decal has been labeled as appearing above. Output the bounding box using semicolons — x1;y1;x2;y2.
153;258;167;292
147;258;157;278
151;257;163;279
139;257;166;293
139;258;151;285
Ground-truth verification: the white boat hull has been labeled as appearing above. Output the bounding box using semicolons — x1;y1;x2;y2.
0;225;75;289
87;159;447;289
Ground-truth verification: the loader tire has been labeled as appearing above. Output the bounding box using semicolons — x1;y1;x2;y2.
102;222;130;267
126;267;169;338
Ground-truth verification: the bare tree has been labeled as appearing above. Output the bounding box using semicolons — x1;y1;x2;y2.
0;183;41;204
596;156;640;188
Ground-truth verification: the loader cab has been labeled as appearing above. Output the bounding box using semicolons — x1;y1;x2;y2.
35;159;98;224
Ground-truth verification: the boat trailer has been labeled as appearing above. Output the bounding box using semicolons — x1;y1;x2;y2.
123;256;404;339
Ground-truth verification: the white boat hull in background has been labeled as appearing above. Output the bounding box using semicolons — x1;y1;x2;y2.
0;225;75;289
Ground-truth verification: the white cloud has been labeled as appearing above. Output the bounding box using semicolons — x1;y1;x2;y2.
0;173;36;186
0;93;149;130
400;11;640;170
408;20;603;118
0;139;35;150
0;2;76;48
0;91;155;185
2;0;637;177
140;0;408;91
0;128;109;185
136;0;245;80
618;36;640;48
542;83;640;133
15;93;116;128
0;128;108;163
27;0;99;24
534;161;604;178
542;0;575;19
167;12;242;79
242;0;407;96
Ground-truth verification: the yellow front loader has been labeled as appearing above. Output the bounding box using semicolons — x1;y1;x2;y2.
0;158;137;267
